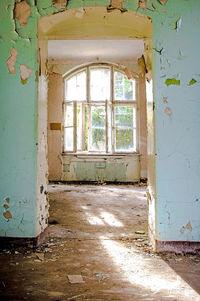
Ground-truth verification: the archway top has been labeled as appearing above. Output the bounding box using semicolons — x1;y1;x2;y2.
38;6;152;40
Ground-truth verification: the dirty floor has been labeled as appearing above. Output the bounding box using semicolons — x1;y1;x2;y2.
0;184;200;301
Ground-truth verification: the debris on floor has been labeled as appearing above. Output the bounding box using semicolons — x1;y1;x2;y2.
0;184;200;300
67;275;85;284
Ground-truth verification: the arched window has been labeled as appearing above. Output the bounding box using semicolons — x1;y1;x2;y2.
63;64;137;154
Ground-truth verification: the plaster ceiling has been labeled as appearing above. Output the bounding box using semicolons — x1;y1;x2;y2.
48;39;144;63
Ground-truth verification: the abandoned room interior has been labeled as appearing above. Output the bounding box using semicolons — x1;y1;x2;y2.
0;0;200;300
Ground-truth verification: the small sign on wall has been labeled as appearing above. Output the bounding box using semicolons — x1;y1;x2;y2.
50;123;61;130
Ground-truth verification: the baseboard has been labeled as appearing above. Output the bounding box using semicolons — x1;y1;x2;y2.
0;228;48;249
155;240;200;254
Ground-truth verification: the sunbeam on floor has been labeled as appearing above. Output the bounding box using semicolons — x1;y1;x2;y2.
0;184;200;301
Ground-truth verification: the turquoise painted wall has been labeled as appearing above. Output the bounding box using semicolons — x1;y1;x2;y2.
152;1;200;242
0;0;200;242
0;0;39;237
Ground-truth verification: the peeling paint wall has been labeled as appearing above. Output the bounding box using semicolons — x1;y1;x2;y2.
0;0;200;248
152;1;200;244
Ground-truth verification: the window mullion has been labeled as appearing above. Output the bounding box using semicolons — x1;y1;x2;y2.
87;67;90;151
82;103;85;151
105;100;108;153
111;66;114;154
73;102;77;152
88;105;91;151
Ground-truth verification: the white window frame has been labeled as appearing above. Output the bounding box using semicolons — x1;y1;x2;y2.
63;63;139;155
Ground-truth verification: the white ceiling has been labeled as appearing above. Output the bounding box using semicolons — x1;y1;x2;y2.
48;40;144;63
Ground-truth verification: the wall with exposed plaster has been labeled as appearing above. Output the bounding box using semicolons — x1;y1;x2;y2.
0;0;200;251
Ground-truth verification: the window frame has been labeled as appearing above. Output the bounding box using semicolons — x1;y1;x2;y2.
62;63;139;155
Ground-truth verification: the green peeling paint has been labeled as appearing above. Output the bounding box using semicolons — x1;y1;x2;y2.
165;78;180;86
21;78;28;85
189;78;197;86
0;0;200;246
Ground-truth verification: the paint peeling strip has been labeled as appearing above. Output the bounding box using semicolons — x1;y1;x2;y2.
138;0;146;9
175;18;182;32
165;107;172;115
186;221;192;231
49;65;62;75
75;7;85;19
107;0;127;13
117;65;138;79
3;211;12;219
157;0;167;5
189;78;197;86
15;0;31;26
20;64;33;83
6;48;18;74
110;0;123;9
163;97;168;104
53;0;67;9
165;78;180;86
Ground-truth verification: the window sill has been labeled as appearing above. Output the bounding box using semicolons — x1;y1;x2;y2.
62;152;140;157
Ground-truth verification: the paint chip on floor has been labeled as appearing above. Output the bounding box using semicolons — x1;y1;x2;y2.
68;275;85;284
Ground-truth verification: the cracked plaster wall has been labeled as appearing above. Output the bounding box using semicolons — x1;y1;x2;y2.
0;0;200;245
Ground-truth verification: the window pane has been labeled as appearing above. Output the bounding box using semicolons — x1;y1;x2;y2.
64;104;73;127
114;71;136;101
65;70;86;101
114;106;136;151
64;127;73;151
115;106;133;127
90;68;110;101
91;106;106;151
115;129;133;151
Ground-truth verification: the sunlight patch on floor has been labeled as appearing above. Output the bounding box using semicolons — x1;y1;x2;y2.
100;212;124;227
100;236;200;300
